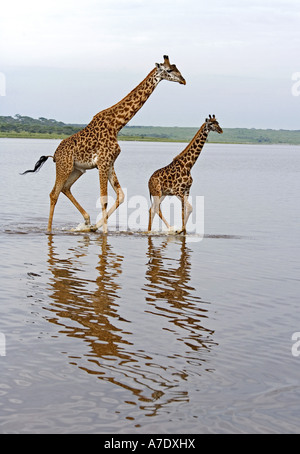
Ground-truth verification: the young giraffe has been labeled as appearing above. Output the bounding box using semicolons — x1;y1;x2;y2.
148;115;223;234
22;56;186;233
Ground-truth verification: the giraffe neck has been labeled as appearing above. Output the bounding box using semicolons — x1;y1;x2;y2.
93;68;160;133
175;124;209;169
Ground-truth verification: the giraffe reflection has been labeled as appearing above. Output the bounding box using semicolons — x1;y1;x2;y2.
46;234;216;418
47;235;180;413
144;236;216;365
47;235;127;363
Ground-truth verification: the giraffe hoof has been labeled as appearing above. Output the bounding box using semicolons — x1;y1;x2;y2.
169;226;185;235
167;226;176;235
171;227;186;234
71;223;96;232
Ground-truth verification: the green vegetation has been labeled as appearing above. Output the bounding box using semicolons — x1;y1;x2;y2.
0;115;82;139
119;125;300;144
1;115;300;145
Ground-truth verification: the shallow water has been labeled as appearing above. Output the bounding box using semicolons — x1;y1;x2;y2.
0;139;300;433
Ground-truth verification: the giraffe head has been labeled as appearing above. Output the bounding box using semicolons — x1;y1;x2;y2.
155;55;186;85
205;115;223;134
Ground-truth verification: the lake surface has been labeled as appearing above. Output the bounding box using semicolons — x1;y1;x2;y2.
0;138;300;434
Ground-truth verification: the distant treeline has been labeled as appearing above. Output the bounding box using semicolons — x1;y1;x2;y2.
0;115;82;138
119;125;300;145
1;115;300;144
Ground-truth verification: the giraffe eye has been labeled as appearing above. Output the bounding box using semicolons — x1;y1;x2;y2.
166;69;172;74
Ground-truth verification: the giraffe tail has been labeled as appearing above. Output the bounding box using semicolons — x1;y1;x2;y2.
20;155;54;175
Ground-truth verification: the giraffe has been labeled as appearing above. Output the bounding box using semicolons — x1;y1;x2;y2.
21;56;186;233
148;115;223;234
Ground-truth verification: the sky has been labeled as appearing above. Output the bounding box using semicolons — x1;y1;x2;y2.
0;0;299;129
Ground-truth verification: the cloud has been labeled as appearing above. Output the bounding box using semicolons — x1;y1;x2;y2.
1;0;299;128
1;0;299;76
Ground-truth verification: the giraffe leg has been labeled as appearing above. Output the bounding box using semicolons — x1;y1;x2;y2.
48;178;65;232
184;198;193;226
148;196;171;232
148;196;159;232
157;196;172;230
178;196;186;234
62;169;91;225
99;171;109;234
91;167;111;233
176;195;191;234
47;159;77;232
92;167;124;232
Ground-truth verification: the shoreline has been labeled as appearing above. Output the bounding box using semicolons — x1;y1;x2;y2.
2;116;300;145
1;133;299;146
0;114;300;145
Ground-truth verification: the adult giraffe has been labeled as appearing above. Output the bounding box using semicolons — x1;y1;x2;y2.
22;56;186;233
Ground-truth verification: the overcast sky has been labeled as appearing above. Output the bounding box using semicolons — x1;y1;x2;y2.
0;0;299;129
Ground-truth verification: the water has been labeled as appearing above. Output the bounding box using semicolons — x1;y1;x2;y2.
0;138;300;434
